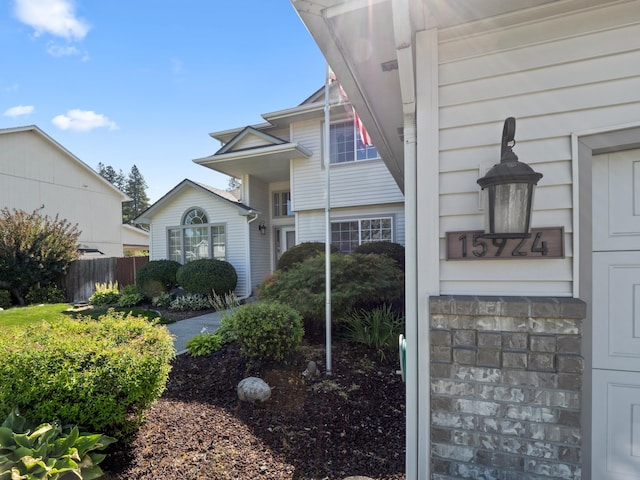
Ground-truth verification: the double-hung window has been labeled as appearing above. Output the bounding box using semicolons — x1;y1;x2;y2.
168;208;225;263
329;120;378;164
331;217;393;253
273;191;292;217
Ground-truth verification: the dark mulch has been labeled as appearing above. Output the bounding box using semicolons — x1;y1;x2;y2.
101;336;406;480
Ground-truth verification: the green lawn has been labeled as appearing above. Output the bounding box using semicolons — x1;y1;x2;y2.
0;303;72;328
0;303;170;329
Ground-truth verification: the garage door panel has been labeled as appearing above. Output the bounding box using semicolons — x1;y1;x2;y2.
593;252;640;371
593;151;640;251
593;370;640;480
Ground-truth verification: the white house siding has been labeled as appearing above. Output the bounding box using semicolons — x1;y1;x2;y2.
146;186;250;297
0;129;125;257
426;1;640;296
292;119;405;212
297;204;405;247
246;176;271;292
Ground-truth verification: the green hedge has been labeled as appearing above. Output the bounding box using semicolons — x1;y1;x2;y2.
276;242;339;271
0;289;10;309
353;241;405;271
0;311;175;439
176;258;237;295
259;253;404;336
233;302;304;363
136;259;181;298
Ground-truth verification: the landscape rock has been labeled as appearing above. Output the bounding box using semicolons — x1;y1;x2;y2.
237;376;271;403
302;360;320;378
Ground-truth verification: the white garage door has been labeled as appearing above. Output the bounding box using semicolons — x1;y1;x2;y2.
592;149;640;479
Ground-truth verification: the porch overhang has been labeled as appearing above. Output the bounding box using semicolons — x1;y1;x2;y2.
194;142;312;183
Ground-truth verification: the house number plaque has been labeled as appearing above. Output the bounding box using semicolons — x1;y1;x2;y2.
446;227;564;261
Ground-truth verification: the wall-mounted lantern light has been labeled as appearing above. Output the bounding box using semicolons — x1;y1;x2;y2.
258;222;267;235
477;117;543;239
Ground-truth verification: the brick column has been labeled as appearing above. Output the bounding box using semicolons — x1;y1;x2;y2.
429;296;586;480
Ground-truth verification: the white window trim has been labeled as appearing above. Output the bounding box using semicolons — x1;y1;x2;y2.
166;222;227;264
330;215;394;252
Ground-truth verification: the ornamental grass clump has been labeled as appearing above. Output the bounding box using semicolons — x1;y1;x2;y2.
232;302;304;363
0;311;175;440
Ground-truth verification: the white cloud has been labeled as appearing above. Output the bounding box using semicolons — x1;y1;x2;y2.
3;105;34;117
46;42;80;57
14;0;90;41
52;109;118;132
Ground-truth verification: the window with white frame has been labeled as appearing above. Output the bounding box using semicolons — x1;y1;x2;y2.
329;120;379;164
331;217;392;253
273;191;292;217
168;208;225;263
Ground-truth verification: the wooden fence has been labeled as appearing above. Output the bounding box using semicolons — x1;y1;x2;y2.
61;256;149;303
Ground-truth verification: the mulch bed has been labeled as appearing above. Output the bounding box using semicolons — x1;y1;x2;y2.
101;336;406;480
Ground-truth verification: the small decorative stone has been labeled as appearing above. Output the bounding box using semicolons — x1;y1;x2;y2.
302;360;320;378
237;377;271;403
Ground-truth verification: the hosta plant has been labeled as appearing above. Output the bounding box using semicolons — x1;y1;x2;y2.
0;408;116;480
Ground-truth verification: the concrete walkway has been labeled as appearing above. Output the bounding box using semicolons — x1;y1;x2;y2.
166;310;225;354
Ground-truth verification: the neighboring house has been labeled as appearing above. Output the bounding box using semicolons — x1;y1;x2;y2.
294;1;640;479
122;224;151;255
0;125;148;257
137;86;404;298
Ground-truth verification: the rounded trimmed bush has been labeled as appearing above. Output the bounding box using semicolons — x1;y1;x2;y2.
232;301;304;363
136;259;181;298
0;311;175;439
176;258;237;295
277;242;339;271
354;241;405;271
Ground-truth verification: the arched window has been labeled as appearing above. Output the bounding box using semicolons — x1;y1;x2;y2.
168;207;225;263
183;208;207;225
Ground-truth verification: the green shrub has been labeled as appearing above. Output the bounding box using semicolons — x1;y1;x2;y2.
169;293;213;311
88;281;120;307
232;302;304;363
0;311;175;440
117;284;143;308
186;333;223;357
24;284;67;305
0;408;116;480
176;258;237;295
276;242;339;271
354;241;405;271
136;259;181;299
152;292;173;308
341;304;405;362
0;289;11;309
258;253;404;336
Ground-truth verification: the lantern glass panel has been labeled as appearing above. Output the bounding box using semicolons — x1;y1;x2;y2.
486;183;533;235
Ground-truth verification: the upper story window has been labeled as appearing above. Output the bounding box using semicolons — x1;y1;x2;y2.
329;120;379;164
273;191;292;217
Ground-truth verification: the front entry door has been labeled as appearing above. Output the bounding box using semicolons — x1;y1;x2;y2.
274;227;295;267
592;149;640;479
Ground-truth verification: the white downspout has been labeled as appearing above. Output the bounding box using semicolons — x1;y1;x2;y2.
244;211;259;300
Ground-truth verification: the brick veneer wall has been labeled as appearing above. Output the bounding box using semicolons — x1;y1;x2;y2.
429;296;586;480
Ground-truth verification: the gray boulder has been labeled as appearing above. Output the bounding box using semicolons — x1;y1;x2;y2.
237;376;271;403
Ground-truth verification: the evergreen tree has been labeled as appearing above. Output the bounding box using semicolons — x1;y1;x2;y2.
97;162;125;191
123;165;150;227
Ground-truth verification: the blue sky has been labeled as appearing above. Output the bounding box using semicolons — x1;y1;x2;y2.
0;0;326;202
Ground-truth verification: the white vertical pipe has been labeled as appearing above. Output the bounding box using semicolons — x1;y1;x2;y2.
324;62;332;375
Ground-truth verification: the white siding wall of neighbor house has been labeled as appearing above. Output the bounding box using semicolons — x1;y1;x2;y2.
147;187;250;297
425;1;640;296
246;175;271;291
292;118;404;212
297;204;405;246
0;130;124;257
